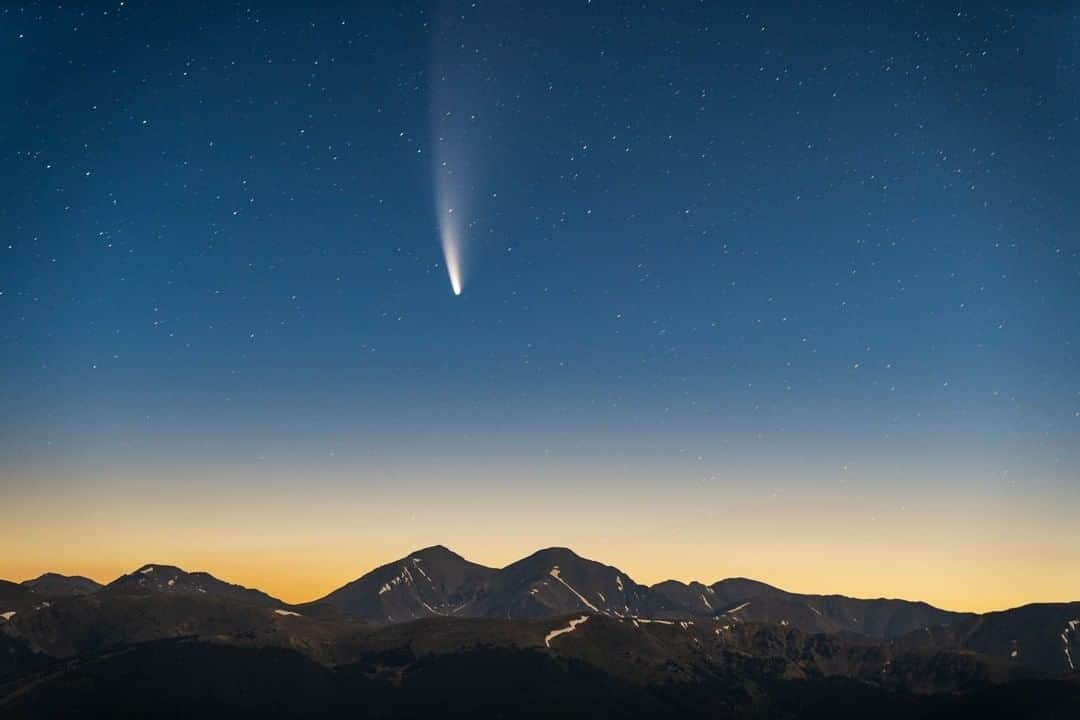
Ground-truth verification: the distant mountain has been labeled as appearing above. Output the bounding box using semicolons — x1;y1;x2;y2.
2;565;286;640
2;564;343;661
2;591;287;659
318;545;495;622
3;546;1077;681
102;564;285;607
318;546;652;622
660;581;973;640
648;578;734;617
896;602;1080;674
3;550;979;641
462;547;650;619
0;580;38;620
21;572;102;598
318;545;969;640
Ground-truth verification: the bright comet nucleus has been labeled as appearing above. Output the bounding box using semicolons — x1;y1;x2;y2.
442;221;463;296
432;130;469;297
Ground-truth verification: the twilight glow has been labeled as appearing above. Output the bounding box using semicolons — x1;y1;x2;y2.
2;1;1078;618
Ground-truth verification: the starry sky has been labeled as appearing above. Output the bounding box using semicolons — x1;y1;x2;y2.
2;1;1078;611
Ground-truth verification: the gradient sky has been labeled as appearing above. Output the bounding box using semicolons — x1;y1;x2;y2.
1;1;1078;613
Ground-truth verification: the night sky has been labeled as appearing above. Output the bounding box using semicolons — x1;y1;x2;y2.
2;1;1078;610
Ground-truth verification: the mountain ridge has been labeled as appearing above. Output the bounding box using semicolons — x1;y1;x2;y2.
311;545;973;641
2;547;1078;679
20;573;103;598
0;545;1034;620
2;544;1073;662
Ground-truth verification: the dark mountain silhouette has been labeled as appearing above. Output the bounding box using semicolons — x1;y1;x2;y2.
2;548;1079;718
1;544;1076;716
896;602;1080;675
318;545;494;622
2;615;1078;719
317;545;970;641
461;547;650;619
20;573;102;598
0;581;39;621
102;564;285;607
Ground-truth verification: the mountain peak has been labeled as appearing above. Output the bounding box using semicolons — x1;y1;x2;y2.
130;564;183;577
523;547;584;565
21;573;102;598
102;564;283;607
538;546;578;555
318;545;495;621
407;545;465;562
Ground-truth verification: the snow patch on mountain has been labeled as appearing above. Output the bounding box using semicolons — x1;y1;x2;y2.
378;567;416;596
548;567;599;612
544;615;590;647
420;600;444;616
411;561;434;585
1063;620;1078;671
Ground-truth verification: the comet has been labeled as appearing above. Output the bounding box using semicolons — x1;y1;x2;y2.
429;8;479;297
431;105;471;297
432;151;465;296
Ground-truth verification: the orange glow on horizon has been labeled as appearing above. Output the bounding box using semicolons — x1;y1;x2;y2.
3;462;1076;614
3;522;1077;614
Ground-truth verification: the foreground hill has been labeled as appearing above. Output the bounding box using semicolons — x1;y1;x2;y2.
2;614;1077;719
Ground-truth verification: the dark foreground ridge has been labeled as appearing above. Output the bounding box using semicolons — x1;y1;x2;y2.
1;546;1078;719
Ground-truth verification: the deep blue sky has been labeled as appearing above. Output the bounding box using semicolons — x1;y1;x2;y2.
1;2;1077;606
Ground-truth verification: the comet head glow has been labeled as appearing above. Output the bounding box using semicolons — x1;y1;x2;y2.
433;157;466;296
441;221;463;296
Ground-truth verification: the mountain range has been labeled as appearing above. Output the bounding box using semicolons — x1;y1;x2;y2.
1;546;1077;718
316;545;973;642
